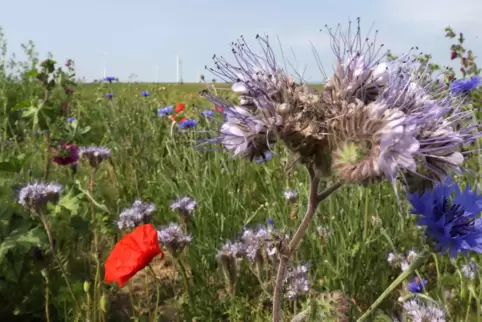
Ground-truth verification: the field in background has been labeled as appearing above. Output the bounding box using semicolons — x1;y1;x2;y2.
0;71;481;321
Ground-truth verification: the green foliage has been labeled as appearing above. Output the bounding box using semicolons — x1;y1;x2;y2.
0;25;480;322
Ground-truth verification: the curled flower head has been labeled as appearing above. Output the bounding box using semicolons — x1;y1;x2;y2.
198;19;481;192
461;261;477;280
285;264;310;299
407;277;427;294
170;196;197;217
18;181;63;212
157;223;192;253
79;146;112;168
52;143;79;166
402;299;445;321
450;76;481;95
179;119;197;129
116;200;156;230
157;106;173;117
408;178;482;258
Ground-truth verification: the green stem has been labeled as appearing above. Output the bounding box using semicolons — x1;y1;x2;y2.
148;265;160;322
356;248;429;322
174;255;194;309
44;272;51;322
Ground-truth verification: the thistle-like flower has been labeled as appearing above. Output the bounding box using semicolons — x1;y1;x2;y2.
198;18;481;191
157;106;173;117
116;200;156;230
402;299;445;322
408;177;482;258
157;223;192;254
18;181;63;213
78;146;112;168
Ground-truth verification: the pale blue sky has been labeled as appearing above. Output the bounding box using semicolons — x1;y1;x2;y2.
1;0;481;82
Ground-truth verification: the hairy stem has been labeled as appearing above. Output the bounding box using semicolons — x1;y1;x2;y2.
148;265;161;322
272;168;342;322
89;169;102;322
39;212;81;313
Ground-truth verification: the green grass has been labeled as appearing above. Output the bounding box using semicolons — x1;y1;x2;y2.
0;75;481;322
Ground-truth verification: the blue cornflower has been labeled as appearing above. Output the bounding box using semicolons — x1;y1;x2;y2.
67;117;76;123
407;277;427;294
105;93;113;99
450;76;481;95
408;177;482;258
201;110;214;118
105;76;116;83
141;91;150;97
157;106;173;117
255;152;272;164
179;119;197;129
267;218;274;226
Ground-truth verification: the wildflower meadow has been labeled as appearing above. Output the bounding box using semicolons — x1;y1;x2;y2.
1;20;482;322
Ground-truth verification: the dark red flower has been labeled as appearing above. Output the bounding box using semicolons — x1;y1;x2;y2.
52;143;79;166
105;224;164;287
451;51;457;60
175;103;185;113
65;88;73;95
62;103;69;111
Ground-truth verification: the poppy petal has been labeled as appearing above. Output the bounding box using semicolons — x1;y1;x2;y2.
104;224;163;287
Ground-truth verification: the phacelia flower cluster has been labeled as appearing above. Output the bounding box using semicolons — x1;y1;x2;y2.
157;223;192;253
402;299;446;321
284;264;310;299
116;199;156;230
170;196;197;218
18;181;63;212
199;18;481;192
78;146;112;168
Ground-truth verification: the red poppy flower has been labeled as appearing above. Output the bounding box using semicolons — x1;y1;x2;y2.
171;115;177;121
105;223;164;287
52;143;79;166
175;103;185;113
214;105;224;113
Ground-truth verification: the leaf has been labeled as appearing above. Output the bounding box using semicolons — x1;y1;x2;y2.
0;226;47;264
10;99;32;111
53;189;83;216
25;68;38;77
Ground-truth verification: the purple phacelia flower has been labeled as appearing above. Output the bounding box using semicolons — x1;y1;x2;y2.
116;200;156;230
407;277;427;294
157;223;192;253
285;264;310;299
461;261;477;280
402;299;445;321
408;177;482;258
78;146;112;167
450;76;481;95
283;189;297;202
216;241;245;260
170;196;197;217
18;181;63;212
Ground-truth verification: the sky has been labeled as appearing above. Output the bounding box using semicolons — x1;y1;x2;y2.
1;0;481;83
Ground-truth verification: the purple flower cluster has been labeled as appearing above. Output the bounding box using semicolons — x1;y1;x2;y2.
116;199;156;230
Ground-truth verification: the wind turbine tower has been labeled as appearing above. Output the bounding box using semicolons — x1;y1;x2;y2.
176;54;183;84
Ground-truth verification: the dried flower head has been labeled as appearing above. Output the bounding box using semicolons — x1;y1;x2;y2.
18;181;63;212
78;146;112;167
199;18;481;192
116;200;156;230
157;223;192;253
